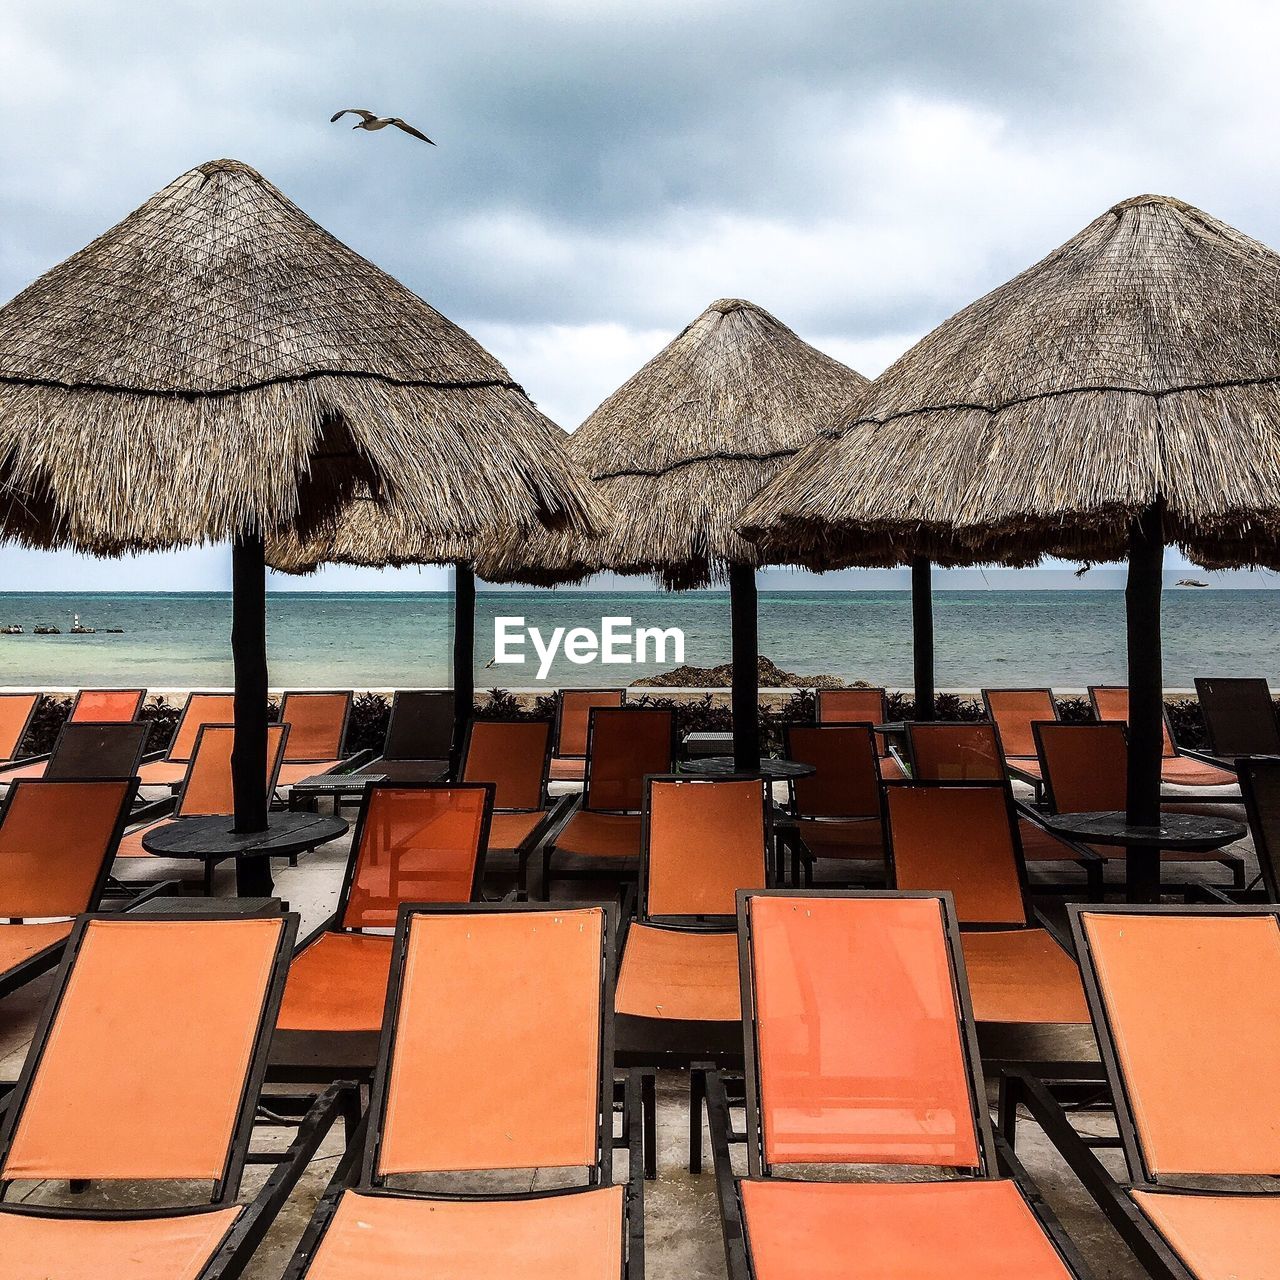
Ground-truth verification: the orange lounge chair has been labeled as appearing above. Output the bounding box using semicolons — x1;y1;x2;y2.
0;778;138;1000
542;706;675;896
884;780;1089;1025
982;687;1059;795
0;721;151;785
281;903;643;1280
1004;903;1280;1280
906;720;1103;893
1034;720;1246;890
461;717;572;899
68;687;146;723
273;690;355;788
815;686;905;778
781;722;885;885
616;773;770;1176
0;693;38;767
273;782;493;1067
135;691;236;788
704;890;1087;1280
549;687;625;783
117;723;289;892
1089;685;1238;790
0;913;354;1280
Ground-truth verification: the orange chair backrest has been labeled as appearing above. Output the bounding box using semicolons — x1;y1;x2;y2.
907;722;1005;781
0;780;135;918
786;724;880;819
0;693;37;761
556;689;624;758
983;689;1056;758
177;724;288;816
1078;909;1280;1177
375;907;607;1176
0;915;291;1183
645;777;768;919
1036;722;1127;813
341;785;491;930
169;693;237;762
1091;686;1175;756
817;688;888;753
70;689;145;724
885;785;1027;926
278;691;350;761
747;893;982;1171
583;708;673;812
462;719;550;810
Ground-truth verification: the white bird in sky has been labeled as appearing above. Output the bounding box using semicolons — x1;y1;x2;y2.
329;109;435;145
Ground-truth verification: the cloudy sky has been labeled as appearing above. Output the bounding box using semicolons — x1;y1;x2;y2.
4;0;1277;590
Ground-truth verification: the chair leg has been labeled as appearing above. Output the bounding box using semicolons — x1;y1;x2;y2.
642;1071;657;1180
541;847;555;902
1084;859;1104;900
202;858;215;896
689;1068;706;1175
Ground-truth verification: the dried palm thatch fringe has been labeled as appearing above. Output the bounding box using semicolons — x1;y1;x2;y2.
480;298;868;589
738;195;1280;569
0;159;602;554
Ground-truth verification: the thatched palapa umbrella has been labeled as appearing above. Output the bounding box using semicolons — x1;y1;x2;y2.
741;194;1280;838
481;298;869;769
0;158;602;847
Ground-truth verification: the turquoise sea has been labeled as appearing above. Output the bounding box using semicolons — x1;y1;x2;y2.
0;590;1274;690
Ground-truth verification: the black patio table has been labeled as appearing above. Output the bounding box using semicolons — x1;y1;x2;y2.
679;755;816;781
141;811;348;897
1040;809;1246;904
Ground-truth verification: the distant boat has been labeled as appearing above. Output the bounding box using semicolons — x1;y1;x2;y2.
33;625;60;634
0;625;22;635
1176;578;1210;587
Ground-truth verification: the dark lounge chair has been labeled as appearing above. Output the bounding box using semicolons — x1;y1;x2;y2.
271;781;493;1075
549;687;625;783
884;780;1089;1026
1002;903;1280;1280
615;774;770;1175
0;721;150;784
1194;676;1280;762
282;903;643;1280
815;685;905;778
0;913;354;1280
0;778;138;1000
704;889;1088;1280
352;689;453;783
135;691;236;788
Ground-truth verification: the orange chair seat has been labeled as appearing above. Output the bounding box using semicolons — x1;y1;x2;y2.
0;921;74;975
615;925;740;1022
277;931;393;1033
135;759;189;787
488;810;547;851
960;929;1090;1025
275;760;345;787
794;816;884;861
549;757;586;782
304;1186;623;1280
1161;756;1237;788
554;810;641;860
116;818;166;858
880;755;906;780
1017;818;1091;863
739;1178;1072;1280
1133;1189;1280;1280
0;1205;241;1280
0;761;46;784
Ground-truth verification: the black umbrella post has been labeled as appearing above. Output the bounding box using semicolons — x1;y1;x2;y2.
451;562;476;776
729;563;761;771
1126;501;1165;829
911;556;936;721
230;532;270;833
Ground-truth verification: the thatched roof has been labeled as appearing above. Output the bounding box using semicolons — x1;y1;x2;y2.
739;195;1280;570
0;159;602;554
480;298;868;589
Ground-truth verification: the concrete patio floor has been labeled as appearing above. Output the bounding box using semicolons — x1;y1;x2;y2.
0;785;1251;1279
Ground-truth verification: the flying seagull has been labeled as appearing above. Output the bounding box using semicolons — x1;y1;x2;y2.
330;109;435;145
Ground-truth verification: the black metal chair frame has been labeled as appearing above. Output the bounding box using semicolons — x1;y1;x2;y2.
702;887;1091;1280
1000;901;1280;1280
280;900;644;1280
0;910;359;1280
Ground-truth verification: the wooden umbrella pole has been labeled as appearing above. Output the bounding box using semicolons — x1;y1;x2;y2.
231;532;270;833
451;562;476;776
911;556;936;721
1125;501;1165;828
729;563;761;771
